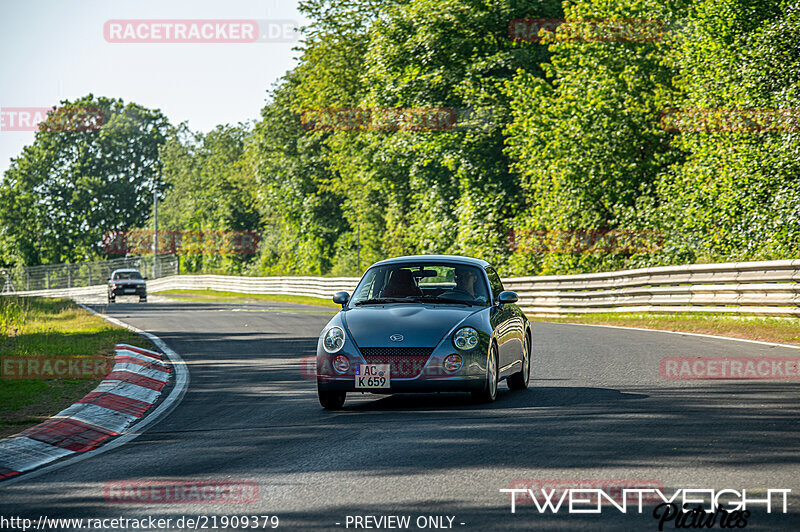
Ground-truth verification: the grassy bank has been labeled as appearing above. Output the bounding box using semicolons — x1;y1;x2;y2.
529;312;800;347
159;289;340;308
0;296;143;438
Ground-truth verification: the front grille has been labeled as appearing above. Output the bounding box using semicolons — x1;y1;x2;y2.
359;347;435;378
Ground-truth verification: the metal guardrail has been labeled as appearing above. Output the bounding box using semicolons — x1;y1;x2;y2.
4;259;800;316
504;259;800;316
146;274;360;299
1;255;179;294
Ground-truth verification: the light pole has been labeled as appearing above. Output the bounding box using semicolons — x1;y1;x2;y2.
152;180;158;279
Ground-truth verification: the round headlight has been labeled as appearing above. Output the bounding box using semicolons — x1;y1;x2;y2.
333;355;350;373
443;354;463;373
323;326;345;353
453;327;479;351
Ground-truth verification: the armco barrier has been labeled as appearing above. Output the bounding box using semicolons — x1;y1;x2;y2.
4;260;800;316
146;274;360;299
504;259;800;316
9;285;107;298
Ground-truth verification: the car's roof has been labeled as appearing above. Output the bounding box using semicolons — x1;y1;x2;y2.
370;254;491;268
111;268;142;274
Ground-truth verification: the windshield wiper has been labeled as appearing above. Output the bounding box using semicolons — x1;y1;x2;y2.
411;295;473;307
354;297;416;306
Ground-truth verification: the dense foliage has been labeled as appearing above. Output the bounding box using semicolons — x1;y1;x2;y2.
0;96;169;266
1;0;796;276
157;123;259;273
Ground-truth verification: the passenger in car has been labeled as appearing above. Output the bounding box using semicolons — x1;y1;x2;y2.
381;269;422;297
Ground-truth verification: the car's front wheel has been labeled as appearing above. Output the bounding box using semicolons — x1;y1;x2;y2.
318;387;346;410
472;342;498;403
508;331;530;391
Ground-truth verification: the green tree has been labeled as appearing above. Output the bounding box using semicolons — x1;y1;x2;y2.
155;123;260;273
0;95;170;266
320;0;560;272
251;73;347;275
249;0;400;275
652;0;800;262
505;0;685;275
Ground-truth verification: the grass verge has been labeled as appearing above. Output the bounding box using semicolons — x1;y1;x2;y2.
0;296;143;439
159;289;341;308
528;312;800;347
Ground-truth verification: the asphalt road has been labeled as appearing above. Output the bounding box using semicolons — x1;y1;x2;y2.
1;300;799;531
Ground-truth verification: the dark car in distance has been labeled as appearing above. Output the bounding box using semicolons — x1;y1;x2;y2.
316;255;531;409
107;268;147;303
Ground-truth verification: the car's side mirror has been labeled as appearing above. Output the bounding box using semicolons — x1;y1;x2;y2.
332;291;350;307
143;277;148;280
497;291;518;305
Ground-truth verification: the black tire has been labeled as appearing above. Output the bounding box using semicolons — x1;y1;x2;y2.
139;297;147;303
508;331;531;391
318;388;346;410
108;296;115;304
472;342;498;403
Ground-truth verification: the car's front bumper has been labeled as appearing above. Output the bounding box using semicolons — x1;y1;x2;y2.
317;374;485;393
316;341;489;394
109;285;147;297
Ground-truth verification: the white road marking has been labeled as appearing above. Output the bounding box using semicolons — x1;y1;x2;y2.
550;322;800;351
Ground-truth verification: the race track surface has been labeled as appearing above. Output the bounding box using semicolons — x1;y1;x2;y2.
1;300;799;531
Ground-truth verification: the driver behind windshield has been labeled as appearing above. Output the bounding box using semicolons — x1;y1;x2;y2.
454;267;477;296
444;267;489;304
351;264;490;305
114;271;142;281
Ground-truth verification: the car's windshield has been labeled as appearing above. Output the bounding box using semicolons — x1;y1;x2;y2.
350;263;490;307
113;271;142;281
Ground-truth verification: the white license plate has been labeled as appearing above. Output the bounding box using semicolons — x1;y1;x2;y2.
123;288;136;294
355;364;390;389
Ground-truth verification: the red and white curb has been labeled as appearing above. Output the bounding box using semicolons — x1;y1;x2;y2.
0;344;171;480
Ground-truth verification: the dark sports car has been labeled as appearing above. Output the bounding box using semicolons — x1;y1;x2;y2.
316;255;531;409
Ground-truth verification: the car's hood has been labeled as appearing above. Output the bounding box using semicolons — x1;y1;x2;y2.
343;304;479;348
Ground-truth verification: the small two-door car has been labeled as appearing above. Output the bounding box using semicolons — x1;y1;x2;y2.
107;268;147;303
316;255;531;409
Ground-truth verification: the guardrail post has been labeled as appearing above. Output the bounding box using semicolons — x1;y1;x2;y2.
67;266;72;288
46;269;50;289
26;271;30;290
